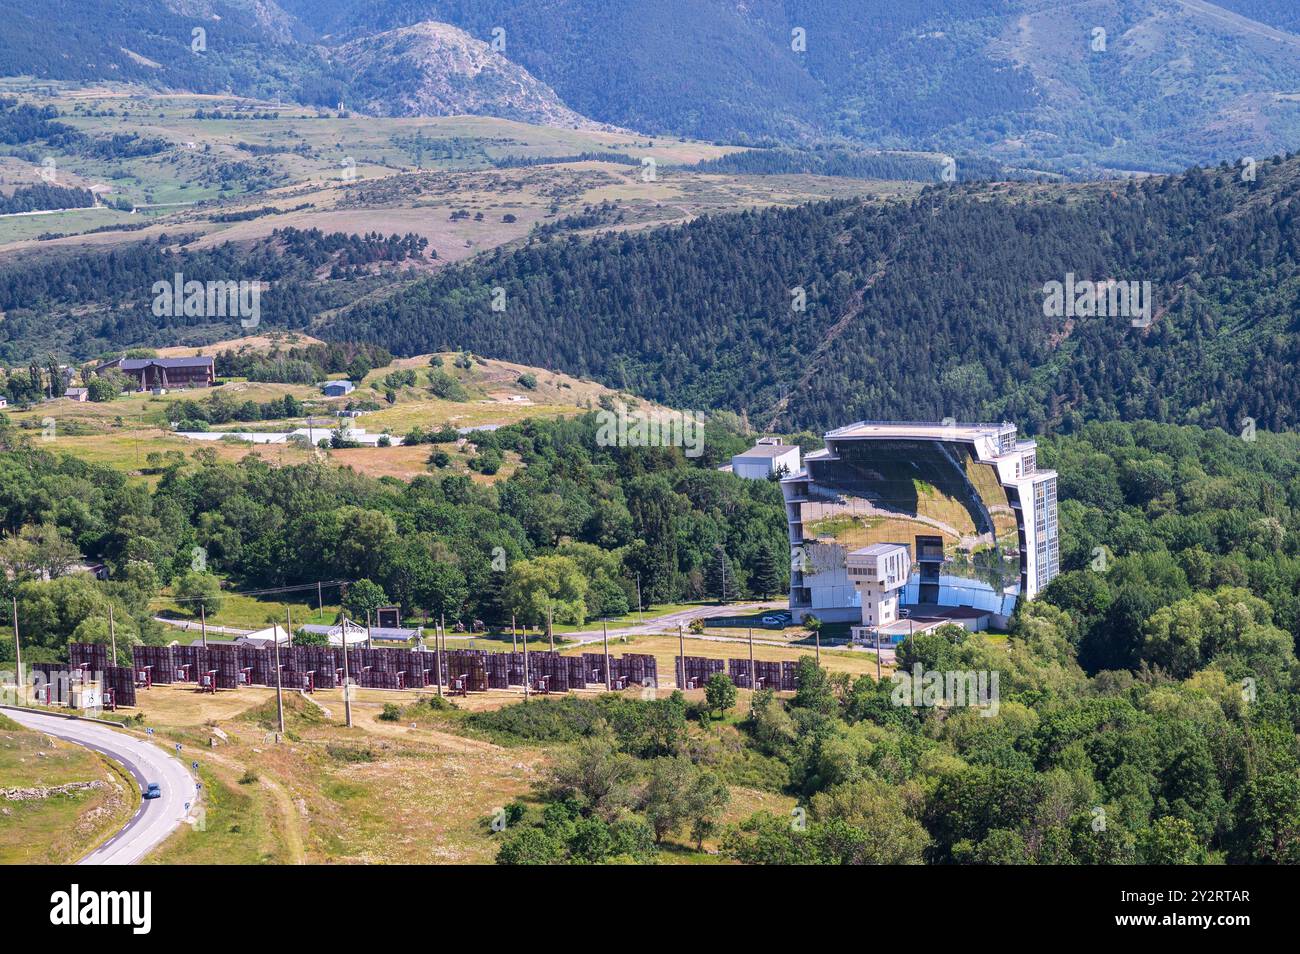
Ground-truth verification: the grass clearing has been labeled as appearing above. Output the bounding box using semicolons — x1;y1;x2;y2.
153;589;341;632
0;715;137;863
146;762;288;865
133;684;546;863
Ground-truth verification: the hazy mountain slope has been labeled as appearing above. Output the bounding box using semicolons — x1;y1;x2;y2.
0;2;599;128
279;0;823;141
331;153;1300;435
0;0;340;99
331;21;598;126
7;1;1300;169
276;0;1300;173
986;0;1300;171
1207;0;1300;32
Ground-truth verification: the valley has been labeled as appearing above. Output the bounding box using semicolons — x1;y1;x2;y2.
0;0;1298;886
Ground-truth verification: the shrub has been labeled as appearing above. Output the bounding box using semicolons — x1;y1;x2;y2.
704;673;737;718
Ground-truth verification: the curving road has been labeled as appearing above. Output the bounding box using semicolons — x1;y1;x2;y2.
3;708;196;865
560;601;788;645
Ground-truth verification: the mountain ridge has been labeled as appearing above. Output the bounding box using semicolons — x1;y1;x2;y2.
7;1;1300;173
331;20;601;127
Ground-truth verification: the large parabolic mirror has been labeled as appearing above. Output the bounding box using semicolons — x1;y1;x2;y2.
785;423;1056;622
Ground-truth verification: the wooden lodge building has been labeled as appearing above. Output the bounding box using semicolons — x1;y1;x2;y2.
97;356;215;391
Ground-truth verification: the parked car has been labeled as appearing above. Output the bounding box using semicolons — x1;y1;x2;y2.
761;615;787;627
143;782;162;799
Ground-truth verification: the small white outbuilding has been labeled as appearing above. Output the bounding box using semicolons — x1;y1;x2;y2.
730;438;801;480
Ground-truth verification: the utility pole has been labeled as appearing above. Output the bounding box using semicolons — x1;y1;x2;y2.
440;611;451;692
199;603;208;648
276;606;288;735
636;574;643;624
12;597;24;706
108;603;117;666
602;620;611;691
748;627;755;694
546;608;554;652
511;614;517;653
340;613;353;728
365;609;372;650
814;623;821;665
317;581;323;621
677;623;686;690
433;618;444;700
522;620;530;701
442;619;450;692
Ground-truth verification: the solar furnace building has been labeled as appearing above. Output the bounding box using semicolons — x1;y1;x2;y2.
782;421;1059;627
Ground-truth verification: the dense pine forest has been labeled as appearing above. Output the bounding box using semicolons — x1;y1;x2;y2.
338;152;1300;436
0;228;430;364
7;145;1300;442
0;184;94;215
685;146;1021;183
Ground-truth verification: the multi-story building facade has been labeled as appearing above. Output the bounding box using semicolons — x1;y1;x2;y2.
845;543;911;639
782;421;1059;626
97;356;214;390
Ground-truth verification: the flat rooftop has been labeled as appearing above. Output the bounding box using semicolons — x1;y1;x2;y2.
825;421;1014;442
850;543;909;557
734;443;796;458
909;604;994;621
873;617;948;637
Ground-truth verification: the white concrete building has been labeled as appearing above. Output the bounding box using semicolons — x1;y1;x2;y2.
237;624;292;648
299;620;369;647
847;543;911;639
176;427;399;447
731;438;801;480
782;420;1059;625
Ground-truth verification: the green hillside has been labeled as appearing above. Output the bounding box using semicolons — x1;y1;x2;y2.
335;152;1300;436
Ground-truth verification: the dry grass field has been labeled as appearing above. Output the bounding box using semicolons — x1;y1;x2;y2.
0;82;919;255
8;343;644;485
571;632;890;683
136;687;547;864
132;681;805;863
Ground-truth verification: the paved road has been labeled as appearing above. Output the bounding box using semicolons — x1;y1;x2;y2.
3;708;196;864
156;602;788;647
562;601;788;645
152;617;252;636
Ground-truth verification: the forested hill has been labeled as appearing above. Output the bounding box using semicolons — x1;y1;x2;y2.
335;153;1300;437
278;0;1300;174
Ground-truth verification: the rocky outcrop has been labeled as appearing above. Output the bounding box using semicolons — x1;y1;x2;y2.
332;21;599;129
